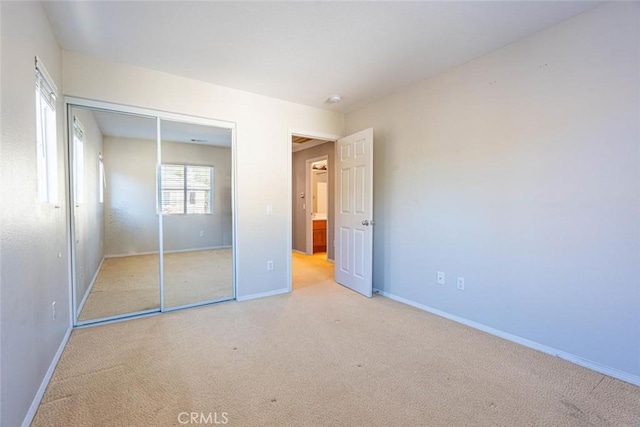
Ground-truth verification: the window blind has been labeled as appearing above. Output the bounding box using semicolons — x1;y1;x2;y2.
186;166;212;214
35;56;57;110
160;164;213;215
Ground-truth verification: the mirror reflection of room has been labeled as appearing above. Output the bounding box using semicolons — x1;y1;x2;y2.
72;107;160;323
72;107;235;324
160;120;233;309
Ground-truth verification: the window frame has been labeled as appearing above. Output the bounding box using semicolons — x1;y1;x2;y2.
35;57;59;204
99;156;105;204
159;163;214;215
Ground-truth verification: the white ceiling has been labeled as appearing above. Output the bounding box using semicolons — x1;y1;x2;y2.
75;108;232;147
45;1;601;113
161;119;232;147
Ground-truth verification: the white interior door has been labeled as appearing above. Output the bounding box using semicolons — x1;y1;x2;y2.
334;128;373;297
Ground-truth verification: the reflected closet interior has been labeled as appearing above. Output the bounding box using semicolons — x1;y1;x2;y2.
69;103;235;325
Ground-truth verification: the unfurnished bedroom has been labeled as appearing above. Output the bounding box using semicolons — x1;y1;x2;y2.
1;1;639;426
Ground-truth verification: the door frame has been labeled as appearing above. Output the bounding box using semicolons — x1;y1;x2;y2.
287;129;341;293
305;154;329;256
65;97;238;326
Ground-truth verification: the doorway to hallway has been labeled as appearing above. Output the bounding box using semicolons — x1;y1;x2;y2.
291;251;334;291
287;128;375;297
289;132;338;292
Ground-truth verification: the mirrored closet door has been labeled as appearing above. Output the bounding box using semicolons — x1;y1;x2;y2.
71;106;160;324
160;119;234;309
69;100;236;326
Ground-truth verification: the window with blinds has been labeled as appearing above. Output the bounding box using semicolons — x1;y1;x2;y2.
160;164;213;215
35;56;58;204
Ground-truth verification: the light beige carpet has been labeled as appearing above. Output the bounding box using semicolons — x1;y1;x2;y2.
164;249;233;308
78;249;233;321
36;252;639;426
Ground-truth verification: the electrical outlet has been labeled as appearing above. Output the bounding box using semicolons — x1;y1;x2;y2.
267;260;274;271
457;277;465;291
52;301;56;320
199;230;205;237
437;271;445;285
266;204;273;215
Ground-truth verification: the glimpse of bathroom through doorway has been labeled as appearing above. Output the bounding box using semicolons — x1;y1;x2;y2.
290;133;338;292
310;158;329;256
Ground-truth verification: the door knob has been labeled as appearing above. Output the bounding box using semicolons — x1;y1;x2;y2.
362;220;369;226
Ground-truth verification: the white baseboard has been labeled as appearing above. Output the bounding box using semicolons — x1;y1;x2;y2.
373;288;640;387
22;326;72;427
76;256;104;316
165;246;232;255
237;288;289;302
105;250;157;258
105;245;232;258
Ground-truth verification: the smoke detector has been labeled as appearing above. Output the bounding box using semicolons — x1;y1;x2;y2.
325;95;342;104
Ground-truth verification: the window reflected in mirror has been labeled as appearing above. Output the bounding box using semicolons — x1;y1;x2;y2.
160;119;234;309
69;103;235;325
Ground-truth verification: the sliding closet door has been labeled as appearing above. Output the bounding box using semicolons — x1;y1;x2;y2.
159;119;234;309
71;106;160;324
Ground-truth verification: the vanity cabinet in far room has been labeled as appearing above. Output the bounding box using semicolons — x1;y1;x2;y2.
313;219;327;253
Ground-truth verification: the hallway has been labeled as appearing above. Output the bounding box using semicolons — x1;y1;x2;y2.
291;252;334;291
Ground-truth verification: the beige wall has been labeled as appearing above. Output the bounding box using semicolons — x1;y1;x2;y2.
292;142;335;259
103;136;159;255
1;3;68;426
104;137;232;256
345;2;640;380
